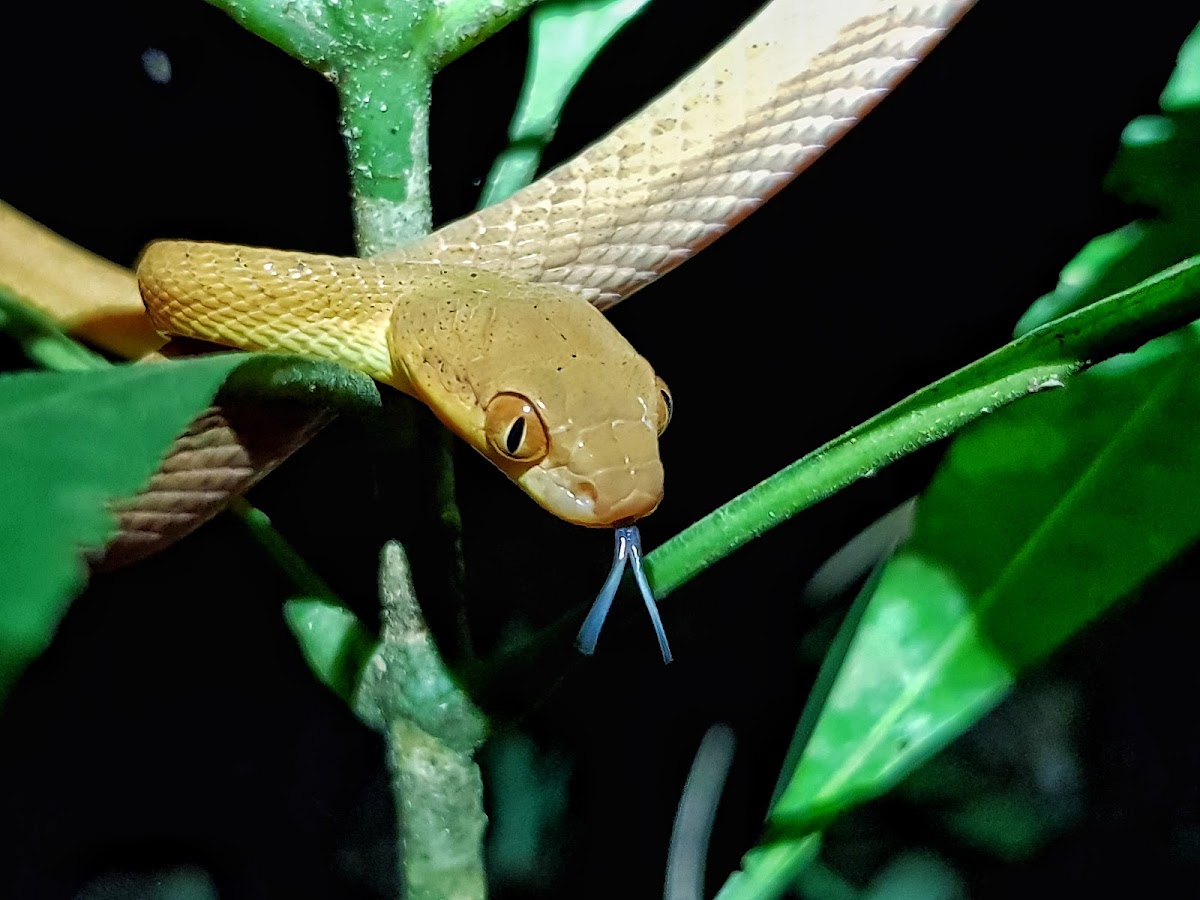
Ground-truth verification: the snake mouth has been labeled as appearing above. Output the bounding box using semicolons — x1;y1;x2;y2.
516;468;662;527
521;473;599;525
528;471;664;526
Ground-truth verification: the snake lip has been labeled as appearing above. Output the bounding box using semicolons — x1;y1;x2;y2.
594;487;662;528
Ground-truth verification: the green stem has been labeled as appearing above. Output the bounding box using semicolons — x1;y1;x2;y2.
232;498;341;599
206;0;336;66
428;0;542;68
644;255;1200;599
355;543;489;900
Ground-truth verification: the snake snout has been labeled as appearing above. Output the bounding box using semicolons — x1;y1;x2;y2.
516;464;662;528
588;451;664;526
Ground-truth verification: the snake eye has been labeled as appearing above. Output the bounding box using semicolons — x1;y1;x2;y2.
654;376;673;435
485;393;549;462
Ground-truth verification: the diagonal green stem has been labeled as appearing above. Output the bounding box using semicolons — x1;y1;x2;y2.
645;255;1200;599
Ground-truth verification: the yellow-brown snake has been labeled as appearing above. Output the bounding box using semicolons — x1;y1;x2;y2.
2;0;976;656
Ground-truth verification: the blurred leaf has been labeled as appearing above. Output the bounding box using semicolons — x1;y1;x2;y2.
283;598;378;705
861;851;965;900
0;352;378;702
0;355;246;698
900;680;1084;860
1017;20;1200;333
484;732;571;888
0;285;107;371
938;791;1054;861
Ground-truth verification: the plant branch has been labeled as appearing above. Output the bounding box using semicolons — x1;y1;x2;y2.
355;543;489;900
429;0;542;68
206;0;336;66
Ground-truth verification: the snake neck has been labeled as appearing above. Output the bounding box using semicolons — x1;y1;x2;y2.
139;241;410;391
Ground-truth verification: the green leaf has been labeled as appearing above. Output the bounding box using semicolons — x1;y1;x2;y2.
0;356;245;697
478;0;654;206
860;852;965;900
1017;21;1200;334
0;352;379;701
714;23;1200;899
0;285;107;372
1161;18;1200;113
283;598;379;705
719;328;1200;899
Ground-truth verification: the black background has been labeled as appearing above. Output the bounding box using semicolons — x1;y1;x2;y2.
2;1;1199;897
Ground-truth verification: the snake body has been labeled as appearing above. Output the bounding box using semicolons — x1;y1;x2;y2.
85;0;975;564
382;0;976;304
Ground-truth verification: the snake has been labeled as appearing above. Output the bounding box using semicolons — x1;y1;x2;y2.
6;0;977;658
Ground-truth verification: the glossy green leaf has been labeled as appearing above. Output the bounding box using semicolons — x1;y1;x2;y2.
720;328;1200;899
719;23;1200;899
811;330;1200;804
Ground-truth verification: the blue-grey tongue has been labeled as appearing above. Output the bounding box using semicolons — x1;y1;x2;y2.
576;525;673;663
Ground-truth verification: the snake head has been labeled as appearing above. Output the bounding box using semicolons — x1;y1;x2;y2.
387;268;670;526
485;362;670;526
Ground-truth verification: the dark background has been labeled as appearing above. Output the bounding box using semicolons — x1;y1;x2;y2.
2;1;1199;897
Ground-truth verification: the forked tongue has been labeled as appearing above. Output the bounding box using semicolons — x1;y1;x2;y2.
576;525;673;663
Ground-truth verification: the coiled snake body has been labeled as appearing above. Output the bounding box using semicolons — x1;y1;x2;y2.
21;0;978;655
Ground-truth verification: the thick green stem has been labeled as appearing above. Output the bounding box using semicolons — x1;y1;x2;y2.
355;543;489;900
201;2;672;893
338;56;435;255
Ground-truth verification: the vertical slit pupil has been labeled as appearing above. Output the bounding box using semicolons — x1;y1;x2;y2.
506;416;526;455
